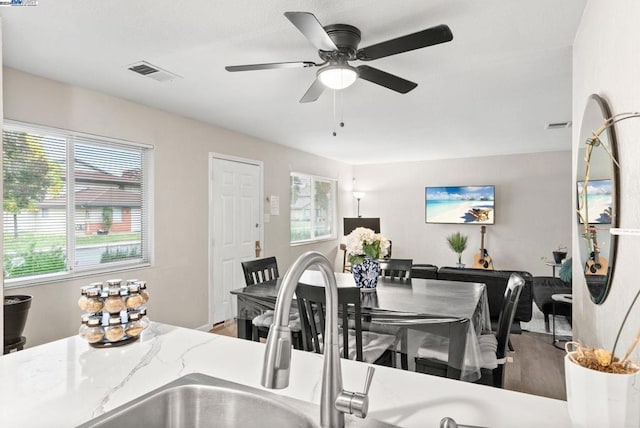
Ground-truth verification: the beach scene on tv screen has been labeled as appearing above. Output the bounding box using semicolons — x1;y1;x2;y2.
425;186;495;224
576;180;612;224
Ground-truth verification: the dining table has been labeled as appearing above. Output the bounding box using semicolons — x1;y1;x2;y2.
230;270;491;381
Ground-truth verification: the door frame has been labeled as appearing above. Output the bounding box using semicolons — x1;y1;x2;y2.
208;152;264;326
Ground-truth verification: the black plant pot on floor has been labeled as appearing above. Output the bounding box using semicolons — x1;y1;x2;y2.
4;295;32;346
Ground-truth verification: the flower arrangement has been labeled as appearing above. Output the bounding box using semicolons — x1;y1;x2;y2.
345;227;390;265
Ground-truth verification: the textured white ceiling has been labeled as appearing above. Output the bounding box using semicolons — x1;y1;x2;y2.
0;0;586;164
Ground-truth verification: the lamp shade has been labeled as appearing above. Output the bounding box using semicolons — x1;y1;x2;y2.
318;65;358;90
352;191;366;200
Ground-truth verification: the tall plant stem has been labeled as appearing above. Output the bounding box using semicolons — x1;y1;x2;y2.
611;288;640;359
620;328;640;365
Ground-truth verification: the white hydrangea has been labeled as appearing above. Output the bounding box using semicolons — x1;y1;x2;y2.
345;227;390;263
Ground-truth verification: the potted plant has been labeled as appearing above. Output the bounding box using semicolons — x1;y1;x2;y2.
553;244;568;264
4;295;32;347
564;285;640;427
446;232;468;268
559;257;572;284
345;227;390;291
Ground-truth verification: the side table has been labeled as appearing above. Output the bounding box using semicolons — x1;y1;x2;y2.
552;293;572;349
545;261;563;277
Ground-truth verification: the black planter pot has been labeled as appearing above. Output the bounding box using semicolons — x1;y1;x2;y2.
552;251;567;264
4;295;32;345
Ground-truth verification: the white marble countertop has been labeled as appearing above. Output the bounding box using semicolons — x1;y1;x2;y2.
0;323;571;427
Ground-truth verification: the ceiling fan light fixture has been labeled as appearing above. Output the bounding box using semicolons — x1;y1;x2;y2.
317;65;358;90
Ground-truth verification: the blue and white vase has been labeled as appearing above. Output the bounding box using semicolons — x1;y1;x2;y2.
352;257;380;291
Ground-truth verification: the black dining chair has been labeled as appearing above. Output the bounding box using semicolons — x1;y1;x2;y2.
372;258;414;369
415;273;525;387
379;258;413;280
241;257;279;286
413;318;471;379
295;282;396;365
339;243;351;273
241;257;302;349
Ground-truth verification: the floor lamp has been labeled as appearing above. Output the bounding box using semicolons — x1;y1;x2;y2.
353;191;365;218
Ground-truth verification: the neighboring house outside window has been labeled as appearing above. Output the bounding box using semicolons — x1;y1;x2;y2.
290;172;336;244
2;121;153;287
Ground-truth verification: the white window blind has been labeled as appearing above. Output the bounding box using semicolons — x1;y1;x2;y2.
3;121;153;286
290;172;337;244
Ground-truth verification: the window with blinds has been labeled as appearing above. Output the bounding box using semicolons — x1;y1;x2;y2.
290;172;337;244
3;121;153;286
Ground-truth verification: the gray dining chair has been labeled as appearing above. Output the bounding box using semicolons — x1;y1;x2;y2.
415;273;525;387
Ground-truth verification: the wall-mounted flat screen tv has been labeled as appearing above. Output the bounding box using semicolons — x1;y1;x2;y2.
343;217;381;235
576;179;612;224
425;185;495;224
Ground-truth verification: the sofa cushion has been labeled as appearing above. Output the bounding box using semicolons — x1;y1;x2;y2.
532;276;572;315
411;264;439;279
436;267;533;322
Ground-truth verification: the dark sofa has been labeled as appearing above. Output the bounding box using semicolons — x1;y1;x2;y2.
532;276;572;330
411;264;439;279
436;267;533;332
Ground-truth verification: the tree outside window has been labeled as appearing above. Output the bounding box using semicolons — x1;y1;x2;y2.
3;122;152;285
290;172;336;244
3;132;62;238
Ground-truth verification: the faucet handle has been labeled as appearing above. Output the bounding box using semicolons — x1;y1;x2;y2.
335;366;376;419
362;366;375;395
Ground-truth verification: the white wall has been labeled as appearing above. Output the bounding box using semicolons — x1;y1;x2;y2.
3;68;353;347
572;0;640;361
352;151;572;276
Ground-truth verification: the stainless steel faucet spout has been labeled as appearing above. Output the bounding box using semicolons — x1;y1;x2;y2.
261;251;364;428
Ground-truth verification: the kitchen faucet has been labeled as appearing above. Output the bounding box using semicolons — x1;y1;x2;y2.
261;251;375;428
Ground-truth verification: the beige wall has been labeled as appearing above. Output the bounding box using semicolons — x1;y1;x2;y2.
3;65;577;348
572;0;640;361
3;67;353;347
352;151;572;275
0;21;4;346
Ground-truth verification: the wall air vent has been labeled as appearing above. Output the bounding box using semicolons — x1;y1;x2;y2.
545;121;572;130
126;61;181;83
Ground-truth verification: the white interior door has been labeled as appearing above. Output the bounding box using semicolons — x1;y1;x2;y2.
209;155;262;325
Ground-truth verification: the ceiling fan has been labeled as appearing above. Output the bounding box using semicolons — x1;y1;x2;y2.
225;12;453;103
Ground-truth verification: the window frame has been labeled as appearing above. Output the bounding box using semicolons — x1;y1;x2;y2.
3;120;154;289
289;171;337;245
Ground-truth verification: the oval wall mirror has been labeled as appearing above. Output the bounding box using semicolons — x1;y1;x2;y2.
576;94;619;304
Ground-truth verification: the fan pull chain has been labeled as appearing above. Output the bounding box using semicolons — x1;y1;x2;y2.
340;90;345;129
332;90;337;136
331;90;346;137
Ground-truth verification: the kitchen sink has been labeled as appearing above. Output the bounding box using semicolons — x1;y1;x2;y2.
77;373;396;428
78;373;320;428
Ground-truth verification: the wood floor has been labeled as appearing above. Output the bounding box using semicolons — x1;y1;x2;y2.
210;322;566;401
504;331;567;400
211;321;237;337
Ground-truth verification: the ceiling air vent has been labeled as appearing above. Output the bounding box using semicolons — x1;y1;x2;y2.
127;61;181;83
0;0;38;6
545;121;572;130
